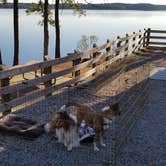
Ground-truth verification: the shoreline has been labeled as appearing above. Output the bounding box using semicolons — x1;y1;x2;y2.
1;3;166;11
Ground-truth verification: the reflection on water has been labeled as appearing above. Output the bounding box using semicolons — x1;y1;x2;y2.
1;9;166;66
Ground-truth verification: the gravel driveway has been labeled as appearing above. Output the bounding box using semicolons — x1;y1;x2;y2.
0;53;165;166
117;79;166;166
0;88;116;166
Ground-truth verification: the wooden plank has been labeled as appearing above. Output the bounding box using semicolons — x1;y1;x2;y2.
93;43;130;66
150;30;166;33
116;36;121;56
0;68;96;113
149;36;166;39
80;31;140;56
0;31;142;80
0;53;86;79
138;30;142;45
148;41;166;45
93;44;129;66
115;42;130;53
0;65;11;115
0;59;93;95
125;34;129;54
148;46;166;50
143;29;147;47
72;52;81;78
128;31;142;39
104;52;126;67
105;39;111;68
132;37;144;52
107;51;127;66
130;40;139;48
146;28;151;47
132;32;136;49
82;39;117;56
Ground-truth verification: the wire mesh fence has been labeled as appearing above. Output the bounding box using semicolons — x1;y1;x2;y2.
0;58;165;166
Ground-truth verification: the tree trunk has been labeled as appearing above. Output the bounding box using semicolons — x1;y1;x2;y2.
44;0;49;61
55;0;60;58
43;0;52;97
0;49;2;65
13;0;19;66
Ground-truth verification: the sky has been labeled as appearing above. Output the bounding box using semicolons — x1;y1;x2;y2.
5;0;166;5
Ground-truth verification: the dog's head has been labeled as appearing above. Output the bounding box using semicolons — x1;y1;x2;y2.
102;102;121;116
101;102;121;129
109;103;121;116
44;110;76;133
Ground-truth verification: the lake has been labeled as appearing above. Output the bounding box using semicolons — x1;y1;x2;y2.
1;9;166;66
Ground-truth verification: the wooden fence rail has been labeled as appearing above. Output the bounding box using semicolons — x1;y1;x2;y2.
144;28;166;48
0;30;144;115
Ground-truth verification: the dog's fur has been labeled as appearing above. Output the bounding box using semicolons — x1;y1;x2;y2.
44;111;78;151
44;102;121;151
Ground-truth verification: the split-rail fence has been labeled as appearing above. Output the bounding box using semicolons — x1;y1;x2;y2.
0;28;165;115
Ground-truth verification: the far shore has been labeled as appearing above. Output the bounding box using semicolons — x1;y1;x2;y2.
1;3;166;11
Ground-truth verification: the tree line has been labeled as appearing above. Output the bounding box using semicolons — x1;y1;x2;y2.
1;3;166;11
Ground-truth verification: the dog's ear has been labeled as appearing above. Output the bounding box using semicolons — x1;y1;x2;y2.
109;103;121;115
109;103;119;111
60;111;70;120
59;105;66;111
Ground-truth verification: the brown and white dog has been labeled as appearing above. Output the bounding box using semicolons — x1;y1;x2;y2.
44;102;121;151
44;108;78;151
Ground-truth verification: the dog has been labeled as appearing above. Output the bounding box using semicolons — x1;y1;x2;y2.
64;102;121;151
44;102;121;151
44;110;78;151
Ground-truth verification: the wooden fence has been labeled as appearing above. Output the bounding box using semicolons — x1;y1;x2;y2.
144;28;166;48
0;29;145;115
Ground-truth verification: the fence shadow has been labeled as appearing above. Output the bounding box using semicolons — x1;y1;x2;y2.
0;60;151;165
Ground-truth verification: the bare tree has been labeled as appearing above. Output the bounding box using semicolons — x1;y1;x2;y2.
54;0;84;58
26;0;54;61
55;0;60;58
0;0;19;66
13;0;19;66
44;0;49;61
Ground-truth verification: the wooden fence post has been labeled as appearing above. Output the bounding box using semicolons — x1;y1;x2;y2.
92;43;98;76
143;28;147;47
132;32;136;52
138;30;142;50
72;50;81;79
0;65;11;116
92;43;97;68
105;39;111;68
116;36;121;56
146;28;151;48
43;57;52;97
125;33;129;56
138;30;142;44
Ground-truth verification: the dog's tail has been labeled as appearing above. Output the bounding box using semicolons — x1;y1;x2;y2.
44;123;51;133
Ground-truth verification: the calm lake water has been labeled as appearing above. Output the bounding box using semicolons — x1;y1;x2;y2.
1;9;166;66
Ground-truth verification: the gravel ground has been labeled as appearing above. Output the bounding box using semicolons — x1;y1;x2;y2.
0;52;165;166
0;67;148;166
117;79;166;166
0;88;116;166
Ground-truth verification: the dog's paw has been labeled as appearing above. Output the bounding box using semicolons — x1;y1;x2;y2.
67;146;72;151
67;148;72;151
94;146;99;152
101;143;106;147
53;134;58;140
